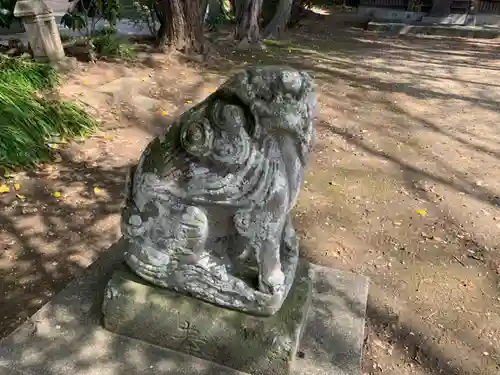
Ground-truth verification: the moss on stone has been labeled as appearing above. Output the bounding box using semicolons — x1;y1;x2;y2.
103;261;313;375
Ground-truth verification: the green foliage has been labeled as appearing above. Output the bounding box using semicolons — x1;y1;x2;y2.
205;0;233;30
0;57;97;169
60;0;121;36
60;12;88;32
0;0;16;28
90;27;136;58
128;0;158;37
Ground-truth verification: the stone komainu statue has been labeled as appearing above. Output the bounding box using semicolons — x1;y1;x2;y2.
121;66;316;316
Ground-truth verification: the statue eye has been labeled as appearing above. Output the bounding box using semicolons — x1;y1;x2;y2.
209;100;245;133
180;119;214;157
221;105;245;125
208;95;257;138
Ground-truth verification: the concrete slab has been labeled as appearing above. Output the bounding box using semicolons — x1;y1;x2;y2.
420;14;475;26
367;21;500;38
0;239;248;375
293;266;369;375
0;239;369;375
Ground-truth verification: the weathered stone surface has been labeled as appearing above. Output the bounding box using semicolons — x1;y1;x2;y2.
14;0;66;61
121;66;317;315
102;261;313;375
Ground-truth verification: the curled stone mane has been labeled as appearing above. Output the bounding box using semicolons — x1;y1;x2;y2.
120;66;316;316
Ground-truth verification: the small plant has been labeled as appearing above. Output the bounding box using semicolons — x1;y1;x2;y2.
90;26;136;58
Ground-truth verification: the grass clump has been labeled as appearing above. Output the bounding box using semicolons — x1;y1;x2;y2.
0;56;97;169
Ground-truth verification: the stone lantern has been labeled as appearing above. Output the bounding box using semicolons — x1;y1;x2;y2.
14;0;65;62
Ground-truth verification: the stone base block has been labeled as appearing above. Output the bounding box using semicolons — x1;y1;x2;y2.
0;239;369;375
102;262;313;375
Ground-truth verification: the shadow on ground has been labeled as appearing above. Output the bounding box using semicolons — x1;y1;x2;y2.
198;17;500;375
1;11;500;375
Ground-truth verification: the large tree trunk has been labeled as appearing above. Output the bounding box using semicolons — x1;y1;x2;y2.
429;0;454;16
262;0;293;39
156;0;205;54
235;0;263;48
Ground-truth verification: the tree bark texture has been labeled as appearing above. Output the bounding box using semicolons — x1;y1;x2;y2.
156;0;205;54
262;0;293;39
235;0;263;45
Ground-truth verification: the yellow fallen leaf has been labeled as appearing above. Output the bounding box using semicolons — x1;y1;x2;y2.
0;184;10;193
103;135;115;141
161;110;168;116
14;183;20;191
47;143;59;150
93;186;101;193
83;80;89;85
416;209;428;216
53;191;62;198
184;100;193;104
16;194;25;199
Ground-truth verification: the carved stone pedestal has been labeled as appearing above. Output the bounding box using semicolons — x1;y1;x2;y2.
102;262;313;375
14;0;65;62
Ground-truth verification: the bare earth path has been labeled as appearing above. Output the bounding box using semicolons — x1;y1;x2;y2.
1;13;499;375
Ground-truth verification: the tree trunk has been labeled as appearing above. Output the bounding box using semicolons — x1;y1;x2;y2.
156;0;205;54
429;0;454;16
235;0;263;47
262;0;293;39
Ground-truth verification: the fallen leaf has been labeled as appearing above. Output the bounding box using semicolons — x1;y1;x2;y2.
14;183;20;191
416;209;428;216
53;154;63;163
184;100;193;104
83;80;89;85
47;143;59;150
52;191;62;198
16;194;25;199
93;186;101;193
161;110;168;116
0;184;10;193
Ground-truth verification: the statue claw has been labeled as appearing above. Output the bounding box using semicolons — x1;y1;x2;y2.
259;269;285;295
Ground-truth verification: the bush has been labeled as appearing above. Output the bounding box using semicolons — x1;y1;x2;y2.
90;27;136;58
0;0;16;28
0;57;97;169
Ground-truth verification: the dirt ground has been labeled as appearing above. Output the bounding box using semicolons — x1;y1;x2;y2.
1;11;500;375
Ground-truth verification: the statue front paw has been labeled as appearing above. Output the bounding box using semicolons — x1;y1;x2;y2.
259;268;285;295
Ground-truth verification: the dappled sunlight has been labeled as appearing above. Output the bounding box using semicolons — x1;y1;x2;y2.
198;21;500;374
1;12;500;375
